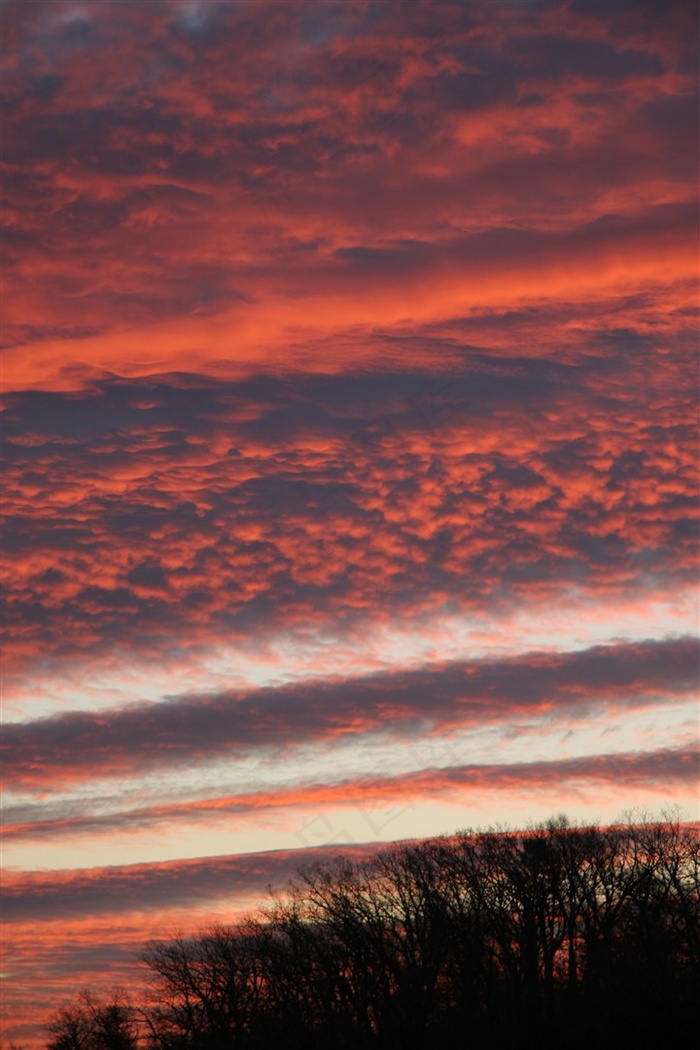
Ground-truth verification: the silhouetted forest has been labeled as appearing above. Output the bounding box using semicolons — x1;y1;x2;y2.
47;815;699;1050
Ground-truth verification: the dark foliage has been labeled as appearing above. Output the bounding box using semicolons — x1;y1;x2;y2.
46;992;138;1050
47;816;700;1050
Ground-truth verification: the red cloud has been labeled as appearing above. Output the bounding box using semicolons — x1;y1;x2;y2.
3;746;696;843
3;638;697;790
2;2;698;1044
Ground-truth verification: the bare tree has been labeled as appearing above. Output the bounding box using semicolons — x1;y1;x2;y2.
52;815;697;1050
47;992;138;1050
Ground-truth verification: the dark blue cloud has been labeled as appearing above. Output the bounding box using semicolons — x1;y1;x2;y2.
3;638;697;787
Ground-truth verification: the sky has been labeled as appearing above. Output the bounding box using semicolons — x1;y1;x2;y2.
1;0;699;1043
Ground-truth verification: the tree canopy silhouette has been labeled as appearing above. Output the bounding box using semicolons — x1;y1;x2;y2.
47;814;700;1050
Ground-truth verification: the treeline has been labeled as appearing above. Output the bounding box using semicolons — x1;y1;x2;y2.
47;815;699;1050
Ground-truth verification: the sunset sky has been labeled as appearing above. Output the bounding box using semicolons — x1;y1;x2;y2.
2;0;699;1043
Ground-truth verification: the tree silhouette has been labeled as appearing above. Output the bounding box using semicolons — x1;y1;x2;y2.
47;992;137;1050
45;814;700;1050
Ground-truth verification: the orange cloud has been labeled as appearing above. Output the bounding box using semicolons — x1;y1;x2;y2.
3;1;698;1042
